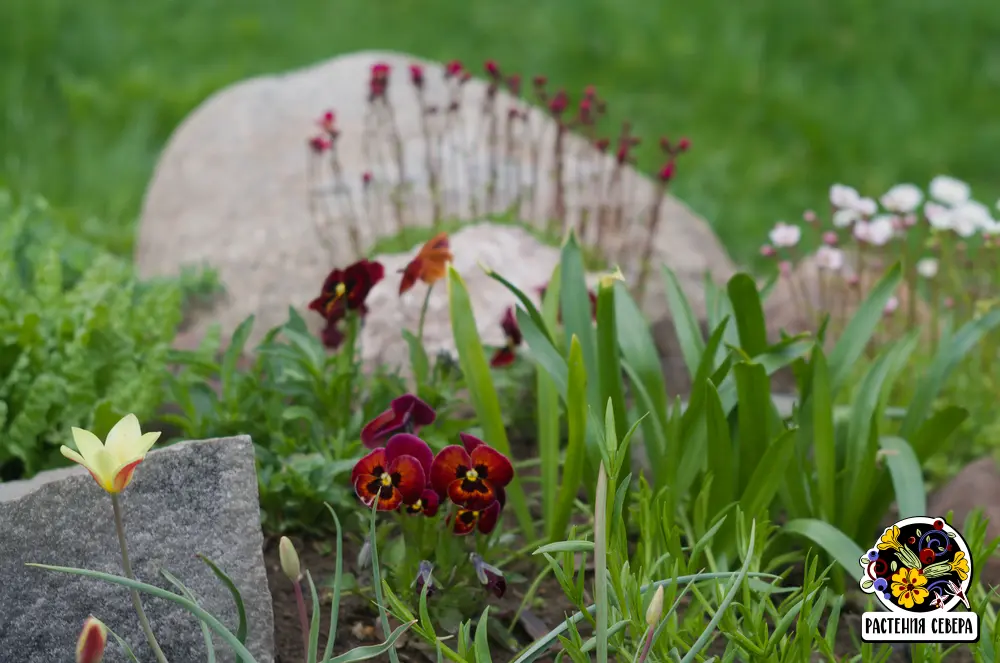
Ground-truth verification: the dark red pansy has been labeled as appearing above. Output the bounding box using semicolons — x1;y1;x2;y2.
489;307;522;368
470;553;507;598
319;317;346;350
351;435;431;511
361;395;437;448
308;259;385;321
450;499;501;536
403;488;440;517
431;436;514;509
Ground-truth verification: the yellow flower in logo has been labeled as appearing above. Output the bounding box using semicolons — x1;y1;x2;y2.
878;525;902;551
891;567;929;609
950;551;970;581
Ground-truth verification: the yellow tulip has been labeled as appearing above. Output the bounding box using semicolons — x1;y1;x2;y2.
76;616;107;663
60;414;161;494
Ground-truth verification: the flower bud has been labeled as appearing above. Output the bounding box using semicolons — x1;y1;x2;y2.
279;536;301;582
76;616;107;663
357;537;372;570
645;585;665;626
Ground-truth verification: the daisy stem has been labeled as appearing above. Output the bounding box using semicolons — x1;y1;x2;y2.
111;494;169;663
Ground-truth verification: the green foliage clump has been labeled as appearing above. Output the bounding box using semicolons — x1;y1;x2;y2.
0;192;182;480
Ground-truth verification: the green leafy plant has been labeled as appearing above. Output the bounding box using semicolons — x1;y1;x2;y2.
0;192;182;481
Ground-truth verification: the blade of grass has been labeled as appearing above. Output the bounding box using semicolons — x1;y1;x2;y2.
321;504;345;663
474;607;493;663
448;265;536;540
594;463;609;663
596;277;629;481
538;265;562;524
726;274;768;357
550;335;588;541
733;362;771;493
368;500;400;663
662;265;706;377
783;519;865;579
811;346;836;523
196;555;248;646
879;436;926;518
329;622;417;663
160;568;217;663
307;571;321;663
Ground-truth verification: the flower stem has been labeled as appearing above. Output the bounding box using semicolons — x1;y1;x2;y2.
293;579;311;660
111;494;169;663
416;284;435;347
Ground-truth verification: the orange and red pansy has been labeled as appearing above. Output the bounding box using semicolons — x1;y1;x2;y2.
403;488;440;517
361;394;437;448
489;307;522;368
352;434;433;511
450;499;502;535
430;433;513;509
309;259;385;321
399;233;453;295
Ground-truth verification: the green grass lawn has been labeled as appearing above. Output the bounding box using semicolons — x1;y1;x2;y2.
2;0;999;267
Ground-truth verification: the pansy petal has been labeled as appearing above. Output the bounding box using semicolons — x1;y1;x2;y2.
387;454;426;504
394;394;436;427
490;347;516;367
430;445;472;496
451;509;478;535
448;478;496;510
105;414;143;461
385;434;434;477
351;448;386;487
354;476;403;511
460;433;483;454
477;500;501;534
71;427;105;464
420;489;440;517
360;409;401;448
471;445;514;487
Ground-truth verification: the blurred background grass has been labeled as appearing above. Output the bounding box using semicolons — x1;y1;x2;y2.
2;0;999;267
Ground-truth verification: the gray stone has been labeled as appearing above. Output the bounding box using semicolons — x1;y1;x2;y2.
0;437;274;663
136;50;735;360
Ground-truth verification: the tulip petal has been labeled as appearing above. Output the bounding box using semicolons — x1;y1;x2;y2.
470;445;514;488
111;458;145;493
387;454;426;504
351;449;387;488
477;501;502;534
385;434;434;477
430;445;472;496
448;478;497;510
70;427;105;464
60;445;87;466
105;414;143;460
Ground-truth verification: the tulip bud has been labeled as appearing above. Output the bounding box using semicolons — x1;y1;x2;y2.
279;536;301;582
645;586;665;626
76;616;107;663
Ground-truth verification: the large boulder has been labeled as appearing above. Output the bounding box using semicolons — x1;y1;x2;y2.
135;50;736;361
0;437;274;663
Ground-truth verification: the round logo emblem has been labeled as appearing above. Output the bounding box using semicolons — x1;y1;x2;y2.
859;516;973;613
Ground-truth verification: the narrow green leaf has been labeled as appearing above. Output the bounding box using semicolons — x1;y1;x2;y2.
726;274;768;357
900;307;1000;438
551;335;588;541
517;307;569;398
704;381;735;521
448;266;536;540
740;429;797;519
328;622;417;663
662;266;706;377
908;405;968;464
593;464;609;663
811;347;836;523
879;436;926;518
307;571;321;663
597;280;629;473
321;504;344;663
161;568;217;663
474;606;493;663
105;625;141;663
734;362;771;492
828;263;902;393
197;555;248;646
368;500;401;663
534;541;595;555
538;265;562;524
485;264;557;345
401;330;430;387
783;519;865;578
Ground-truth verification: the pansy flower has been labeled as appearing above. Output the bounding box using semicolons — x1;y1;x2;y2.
319;316;346;350
399;232;453;295
431;433;514;509
470;553;507;598
361;394;437;448
403;488;440;517
450;497;503;536
413;560;436;597
352;434;433;511
309;259;385;321
489;307;522;368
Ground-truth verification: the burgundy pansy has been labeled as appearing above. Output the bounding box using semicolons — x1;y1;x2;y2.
403;488;440;517
351;434;433;511
431;433;513;509
361;394;437;448
319;317;346;350
490;307;522;368
450;499;502;536
308;259;385;321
